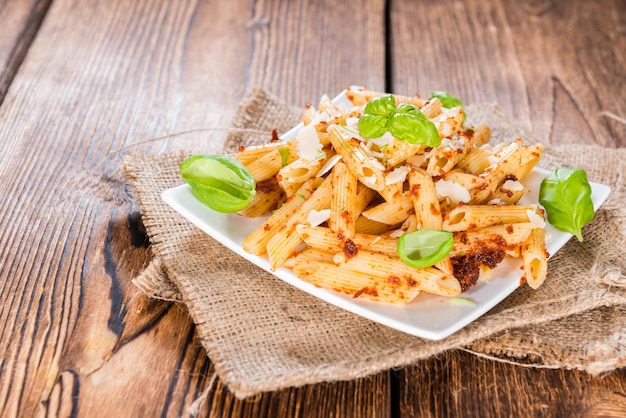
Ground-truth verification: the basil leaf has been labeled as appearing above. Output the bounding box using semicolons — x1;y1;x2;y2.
388;113;440;147
358;114;389;138
358;95;440;146
397;229;453;268
364;94;396;116
430;90;466;122
180;154;256;213
430;91;463;109
539;168;594;241
395;103;421;116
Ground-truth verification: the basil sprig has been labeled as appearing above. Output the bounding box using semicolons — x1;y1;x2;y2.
397;229;454;268
539;168;594;242
429;90;466;122
358;95;440;147
180;154;256;213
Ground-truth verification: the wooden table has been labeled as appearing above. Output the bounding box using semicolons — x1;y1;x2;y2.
1;0;625;416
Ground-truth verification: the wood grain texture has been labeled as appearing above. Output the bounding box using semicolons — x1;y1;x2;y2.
246;0;387;105
396;350;626;417
0;0;252;415
0;0;52;103
390;0;626;148
391;1;626;416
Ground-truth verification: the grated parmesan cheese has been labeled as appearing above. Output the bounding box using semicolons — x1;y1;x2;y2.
363;174;378;187
307;209;331;227
296;124;322;161
502;179;525;192
346;116;359;128
526;209;546;228
316;154;342;177
435;179;471;203
368;131;395;149
385;166;409;185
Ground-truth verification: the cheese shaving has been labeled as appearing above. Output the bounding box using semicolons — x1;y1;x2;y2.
502;179;525;192
435;179;471;203
385;166;409;185
307;209;331;227
296;124;323;161
526;209;546;228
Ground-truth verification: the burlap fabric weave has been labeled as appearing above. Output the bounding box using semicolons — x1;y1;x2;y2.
123;87;626;399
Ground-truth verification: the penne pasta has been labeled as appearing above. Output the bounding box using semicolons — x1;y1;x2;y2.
333;250;461;297
361;191;413;225
328;124;387;192
521;227;548;289
407;167;453;274
243;177;323;255
265;176;334;269
292;259;421;303
450;223;535;258
221;88;555;302
236;139;298;165
237;178;286;218
328;161;358;240
443;204;541;231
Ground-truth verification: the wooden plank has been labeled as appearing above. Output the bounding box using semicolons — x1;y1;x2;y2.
0;0;389;417
395;351;626;417
389;0;626;147
246;0;387;105
0;0;252;415
389;0;626;416
0;0;52;102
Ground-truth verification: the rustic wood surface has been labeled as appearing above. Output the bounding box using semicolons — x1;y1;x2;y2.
0;0;624;416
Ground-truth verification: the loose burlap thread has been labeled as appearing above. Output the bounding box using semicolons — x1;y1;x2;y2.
123;87;626;398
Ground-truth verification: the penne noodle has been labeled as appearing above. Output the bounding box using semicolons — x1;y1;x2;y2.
455;147;492;174
329;161;358;240
407;167;453;274
245;149;284;183
469;139;525;204
283;248;336;269
277;151;330;197
443;204;541;231
236;139;298;165
328;124;387;192
521;228;548;289
237;178;286;218
432;106;465;139
334;250;461;297
426;126;487;176
266;176;334;269
450;223;535;258
243;177;323;255
296;225;397;257
292;259;421;303
361;191;413;225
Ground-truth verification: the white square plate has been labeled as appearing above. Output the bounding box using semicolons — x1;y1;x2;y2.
162;91;611;340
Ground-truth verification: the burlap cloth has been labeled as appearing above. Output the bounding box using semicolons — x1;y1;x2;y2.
123;87;626;399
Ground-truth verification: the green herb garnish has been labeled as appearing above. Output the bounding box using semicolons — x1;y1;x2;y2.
539;168;595;241
278;146;291;167
180;154;256;213
397;229;454;268
429;90;466;122
358;95;440;147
